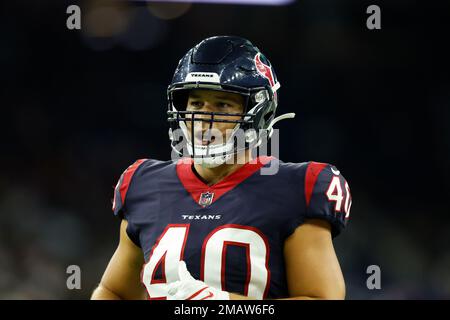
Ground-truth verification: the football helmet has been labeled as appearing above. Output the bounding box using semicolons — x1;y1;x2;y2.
167;35;294;167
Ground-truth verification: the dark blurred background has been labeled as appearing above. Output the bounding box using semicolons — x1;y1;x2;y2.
0;0;449;299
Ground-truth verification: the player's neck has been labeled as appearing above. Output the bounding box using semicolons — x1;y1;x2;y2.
193;150;253;186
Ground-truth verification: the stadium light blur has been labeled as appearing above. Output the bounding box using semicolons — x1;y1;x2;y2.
139;0;295;5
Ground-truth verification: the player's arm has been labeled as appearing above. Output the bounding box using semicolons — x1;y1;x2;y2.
91;219;147;300
281;218;345;299
275;162;350;300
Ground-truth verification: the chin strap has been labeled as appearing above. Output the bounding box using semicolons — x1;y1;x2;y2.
267;112;296;138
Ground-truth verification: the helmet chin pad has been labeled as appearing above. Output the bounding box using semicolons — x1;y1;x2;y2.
193;153;234;168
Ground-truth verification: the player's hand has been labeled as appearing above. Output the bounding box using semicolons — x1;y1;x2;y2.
166;261;230;300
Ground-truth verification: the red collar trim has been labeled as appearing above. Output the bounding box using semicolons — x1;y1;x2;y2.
176;156;275;207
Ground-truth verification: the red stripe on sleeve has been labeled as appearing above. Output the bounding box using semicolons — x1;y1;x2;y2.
118;159;147;207
304;161;328;207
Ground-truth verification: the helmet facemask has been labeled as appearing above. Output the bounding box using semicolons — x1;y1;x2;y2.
167;85;277;167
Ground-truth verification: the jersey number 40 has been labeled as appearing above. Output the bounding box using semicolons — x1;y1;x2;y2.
141;224;270;300
326;177;352;218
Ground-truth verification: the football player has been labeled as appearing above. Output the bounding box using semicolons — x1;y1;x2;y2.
91;36;351;300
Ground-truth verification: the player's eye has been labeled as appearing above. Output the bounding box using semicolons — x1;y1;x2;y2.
189;101;203;108
217;102;232;108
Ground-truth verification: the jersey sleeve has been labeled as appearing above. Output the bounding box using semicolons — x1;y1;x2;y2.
112;159;148;246
303;161;352;238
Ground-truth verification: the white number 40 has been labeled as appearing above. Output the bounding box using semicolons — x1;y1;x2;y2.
142;224;270;300
326;176;352;218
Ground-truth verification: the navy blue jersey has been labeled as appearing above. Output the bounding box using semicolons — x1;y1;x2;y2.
112;156;351;299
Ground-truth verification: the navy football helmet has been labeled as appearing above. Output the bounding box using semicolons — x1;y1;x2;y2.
167;36;294;166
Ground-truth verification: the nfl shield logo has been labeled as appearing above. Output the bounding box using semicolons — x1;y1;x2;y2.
199;191;214;207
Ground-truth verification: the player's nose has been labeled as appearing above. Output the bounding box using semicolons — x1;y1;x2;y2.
195;102;215;121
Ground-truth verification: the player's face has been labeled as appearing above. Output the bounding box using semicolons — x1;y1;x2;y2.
185;89;245;146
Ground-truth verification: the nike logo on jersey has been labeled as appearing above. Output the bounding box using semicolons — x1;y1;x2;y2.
331;168;340;175
181;214;222;220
